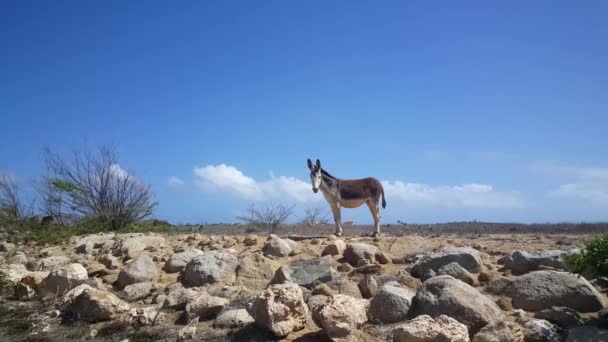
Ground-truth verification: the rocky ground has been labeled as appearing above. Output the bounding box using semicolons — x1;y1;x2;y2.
1;230;607;341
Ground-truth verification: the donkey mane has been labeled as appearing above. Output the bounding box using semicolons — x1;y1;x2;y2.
321;169;337;179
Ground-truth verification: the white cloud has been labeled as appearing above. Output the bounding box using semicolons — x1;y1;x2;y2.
193;164;316;202
168;176;185;188
382;181;523;209
109;164;129;180
193;164;522;211
536;161;608;206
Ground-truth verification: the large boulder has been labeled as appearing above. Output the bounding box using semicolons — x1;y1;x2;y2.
182;251;238;287
503;250;576;274
41;263;88;295
68;288;130;322
410;275;504;335
369;284;415;323
116;255;158;289
316;294;368;341
247;283;308;337
272;257;338;288
185;291;229;322
411;247;481;278
163;249;204;273
393;314;470;342
344;243;378;267
235;253;280;292
504;270;606;312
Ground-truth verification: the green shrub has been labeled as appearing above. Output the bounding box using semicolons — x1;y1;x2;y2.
128;330;161;342
565;235;608;278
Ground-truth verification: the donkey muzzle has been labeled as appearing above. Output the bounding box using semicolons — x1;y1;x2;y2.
313;188;319;193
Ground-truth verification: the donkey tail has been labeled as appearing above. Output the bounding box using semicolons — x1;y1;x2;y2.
381;188;387;209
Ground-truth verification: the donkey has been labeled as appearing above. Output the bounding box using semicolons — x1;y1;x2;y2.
307;159;386;237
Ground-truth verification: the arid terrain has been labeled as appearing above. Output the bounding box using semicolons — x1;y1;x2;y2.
1;225;608;341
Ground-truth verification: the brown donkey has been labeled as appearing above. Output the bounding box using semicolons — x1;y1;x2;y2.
307;159;386;237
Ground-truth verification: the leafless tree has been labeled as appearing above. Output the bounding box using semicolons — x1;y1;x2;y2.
237;203;294;234
41;145;157;229
0;173;24;218
301;204;330;227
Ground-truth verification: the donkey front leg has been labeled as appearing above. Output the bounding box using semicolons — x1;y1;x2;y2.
330;204;343;237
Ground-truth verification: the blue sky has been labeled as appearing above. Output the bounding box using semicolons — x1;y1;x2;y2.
1;1;607;224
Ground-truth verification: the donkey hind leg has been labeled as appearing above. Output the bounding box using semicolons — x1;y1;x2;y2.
330;204;343;237
366;200;381;237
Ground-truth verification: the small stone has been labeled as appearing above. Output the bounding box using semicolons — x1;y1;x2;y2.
317;294;368;341
369;284;415;323
243;235;258;246
213;309;255;329
393;315;470;342
358;275;379;299
375;251;390;264
116;255;158;289
437;262;476;285
524;319;561;342
247;283;308;337
496;297;513;311
312;284;334;296
185;292;229;322
178;325;197;341
322;239;346;257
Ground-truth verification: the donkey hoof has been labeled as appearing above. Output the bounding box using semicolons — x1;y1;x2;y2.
334;232;343;237
370;232;380;238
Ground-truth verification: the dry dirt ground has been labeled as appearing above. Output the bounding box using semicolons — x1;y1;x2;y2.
0;229;603;342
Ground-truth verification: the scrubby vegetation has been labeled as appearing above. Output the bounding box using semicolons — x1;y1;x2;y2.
565;234;608;278
0;144;163;244
237;203;294;234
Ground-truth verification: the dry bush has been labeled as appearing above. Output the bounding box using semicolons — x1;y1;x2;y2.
41;145;157;230
301;204;330;227
237;203;294;234
0;173;23;218
0;172;35;219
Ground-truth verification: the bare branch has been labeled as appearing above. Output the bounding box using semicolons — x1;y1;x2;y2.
0;173;23;218
300;204;330;227
40;145;157;229
237;203;294;234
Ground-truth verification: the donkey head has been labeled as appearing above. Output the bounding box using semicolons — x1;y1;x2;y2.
307;158;322;193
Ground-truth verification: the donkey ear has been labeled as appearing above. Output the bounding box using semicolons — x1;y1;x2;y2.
307;159;313;170
316;159;321;169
